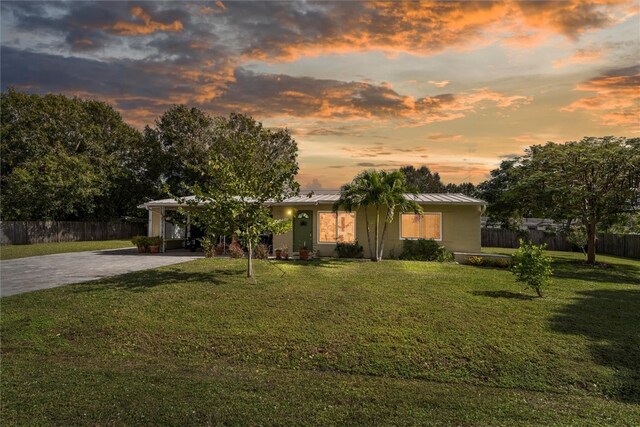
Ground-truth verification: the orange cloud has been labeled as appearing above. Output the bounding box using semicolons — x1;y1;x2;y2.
111;6;183;36
440;88;532;111
553;48;603;68
239;0;636;62
563;66;639;128
213;71;533;124
426;133;463;141
201;1;227;15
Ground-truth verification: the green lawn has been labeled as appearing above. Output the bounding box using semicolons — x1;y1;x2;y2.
0;240;133;260
2;250;639;425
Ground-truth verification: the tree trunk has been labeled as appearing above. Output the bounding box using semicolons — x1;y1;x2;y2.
364;206;374;262
535;286;544;298
247;238;253;278
378;220;389;261
373;207;380;262
587;220;597;265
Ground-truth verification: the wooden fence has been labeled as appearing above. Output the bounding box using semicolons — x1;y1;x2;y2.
481;228;640;259
0;221;147;245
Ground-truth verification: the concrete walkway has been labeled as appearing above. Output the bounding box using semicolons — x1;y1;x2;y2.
0;248;202;297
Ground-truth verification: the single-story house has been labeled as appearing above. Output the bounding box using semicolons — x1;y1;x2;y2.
139;191;486;258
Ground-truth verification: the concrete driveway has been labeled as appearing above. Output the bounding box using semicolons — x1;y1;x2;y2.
0;248;202;297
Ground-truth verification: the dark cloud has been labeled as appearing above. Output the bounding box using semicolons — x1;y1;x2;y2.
3;1;627;59
1;46;172;98
0;1;632;128
208;68;531;121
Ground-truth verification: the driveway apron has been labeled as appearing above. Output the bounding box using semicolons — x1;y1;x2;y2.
0;248;202;297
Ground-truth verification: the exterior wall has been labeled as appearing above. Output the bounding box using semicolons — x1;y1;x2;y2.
373;204;483;257
272;203;482;257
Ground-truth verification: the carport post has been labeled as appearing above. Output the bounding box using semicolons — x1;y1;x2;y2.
161;206;166;253
147;209;153;237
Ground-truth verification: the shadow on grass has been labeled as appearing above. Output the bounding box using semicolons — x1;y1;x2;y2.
284;258;353;268
471;290;535;300
94;248;203;257
71;266;245;293
552;260;640;285
551;289;640;403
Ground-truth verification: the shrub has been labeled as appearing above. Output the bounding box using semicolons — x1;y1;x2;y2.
131;235;148;247
490;257;512;268
467;256;512;268
147;236;163;246
335;241;364;258
399;239;450;262
201;236;216;258
437;249;454;263
254;243;269;259
466;256;485;266
511;239;553;297
227;241;245;258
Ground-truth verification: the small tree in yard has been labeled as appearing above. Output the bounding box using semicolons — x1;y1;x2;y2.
565;226;588;256
184;112;299;278
511;240;553;298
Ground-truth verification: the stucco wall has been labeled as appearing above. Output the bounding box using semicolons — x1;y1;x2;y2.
272;203;482;257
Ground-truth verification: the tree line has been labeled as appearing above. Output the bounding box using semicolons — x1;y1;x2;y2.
0;90;473;222
2;90;638;265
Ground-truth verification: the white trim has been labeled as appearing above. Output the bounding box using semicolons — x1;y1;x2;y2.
399;212;443;241
317;211;357;244
147;209;153;237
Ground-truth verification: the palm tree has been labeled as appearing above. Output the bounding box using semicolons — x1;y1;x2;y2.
334;169;421;261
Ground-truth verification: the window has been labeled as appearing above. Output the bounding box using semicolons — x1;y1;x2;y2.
318;212;356;243
400;213;441;240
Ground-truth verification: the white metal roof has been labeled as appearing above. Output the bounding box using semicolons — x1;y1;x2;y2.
139;191;485;208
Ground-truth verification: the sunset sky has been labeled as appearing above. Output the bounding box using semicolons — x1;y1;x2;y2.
1;1;638;189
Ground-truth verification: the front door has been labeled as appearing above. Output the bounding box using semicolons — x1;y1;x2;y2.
293;210;313;251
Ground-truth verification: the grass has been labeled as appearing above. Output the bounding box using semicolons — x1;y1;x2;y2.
1;249;639;425
0;240;133;260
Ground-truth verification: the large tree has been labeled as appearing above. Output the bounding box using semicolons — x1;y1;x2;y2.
185;113;299;278
144;105;216;197
334;169;420;262
1;89;161;221
478;137;640;264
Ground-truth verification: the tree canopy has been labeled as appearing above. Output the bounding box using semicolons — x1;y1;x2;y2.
184;112;299;277
1;89;162;221
144;105;216;197
477;137;640;264
399;165;476;196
